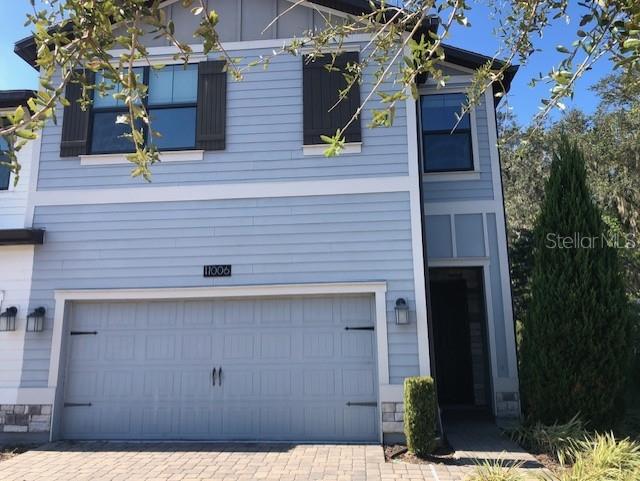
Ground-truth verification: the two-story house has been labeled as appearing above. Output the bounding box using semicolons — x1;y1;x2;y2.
2;0;520;443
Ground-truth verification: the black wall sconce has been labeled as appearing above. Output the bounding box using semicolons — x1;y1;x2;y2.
395;298;410;325
26;307;46;332
0;307;17;332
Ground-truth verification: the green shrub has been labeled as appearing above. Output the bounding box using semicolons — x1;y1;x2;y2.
554;433;640;481
520;137;633;429
403;376;437;456
465;460;525;481
508;415;586;459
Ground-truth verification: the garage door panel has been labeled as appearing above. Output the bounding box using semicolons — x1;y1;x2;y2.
102;370;134;398
260;333;291;359
341;332;375;358
343;369;376;397
344;406;378;439
183;300;215;326
260;369;292;397
181;334;213;360
104;334;136;361
303;331;335;358
143;370;178;398
222;333;255;360
62;295;378;441
145;335;177;361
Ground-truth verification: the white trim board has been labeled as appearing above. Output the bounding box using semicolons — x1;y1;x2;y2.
32;175;412;208
48;282;391;440
404;75;431;378
79;150;205;166
0;387;55;405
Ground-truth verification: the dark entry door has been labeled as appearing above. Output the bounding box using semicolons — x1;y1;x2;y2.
430;279;475;405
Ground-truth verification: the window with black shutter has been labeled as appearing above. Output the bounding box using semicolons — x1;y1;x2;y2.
302;52;361;145
59;61;226;157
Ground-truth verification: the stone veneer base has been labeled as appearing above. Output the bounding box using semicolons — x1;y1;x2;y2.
0;404;52;435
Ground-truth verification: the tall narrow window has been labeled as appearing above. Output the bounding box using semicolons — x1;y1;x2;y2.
420;93;473;172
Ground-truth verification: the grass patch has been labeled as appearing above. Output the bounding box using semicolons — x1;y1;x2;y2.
508;415;585;460
551;433;640;481
465;459;526;481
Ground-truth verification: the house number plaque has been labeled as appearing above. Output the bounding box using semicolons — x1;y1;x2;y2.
203;265;232;277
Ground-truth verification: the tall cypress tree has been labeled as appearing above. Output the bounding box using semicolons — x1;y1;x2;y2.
520;136;632;429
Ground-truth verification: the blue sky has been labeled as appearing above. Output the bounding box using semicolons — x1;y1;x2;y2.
0;1;612;125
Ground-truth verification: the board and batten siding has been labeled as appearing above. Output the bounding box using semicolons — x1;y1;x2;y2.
24;192;418;387
36;46;408;190
425;213;511;379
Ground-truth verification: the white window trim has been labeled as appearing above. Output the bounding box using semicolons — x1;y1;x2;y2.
47;281;390;442
79;150;205;166
418;85;481;182
302;142;362;156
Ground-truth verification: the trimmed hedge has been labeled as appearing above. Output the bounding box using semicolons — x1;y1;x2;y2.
403;376;437;456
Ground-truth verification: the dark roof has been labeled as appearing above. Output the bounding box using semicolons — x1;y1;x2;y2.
0;90;36;110
13;0;517;96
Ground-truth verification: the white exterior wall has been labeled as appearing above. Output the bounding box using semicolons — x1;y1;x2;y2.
0;127;40;404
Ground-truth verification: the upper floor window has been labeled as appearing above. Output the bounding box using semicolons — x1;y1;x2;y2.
420;93;473;172
0;136;10;191
91;64;198;154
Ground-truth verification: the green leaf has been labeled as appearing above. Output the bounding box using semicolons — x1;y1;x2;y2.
15;130;37;140
622;39;640;49
556;45;570;54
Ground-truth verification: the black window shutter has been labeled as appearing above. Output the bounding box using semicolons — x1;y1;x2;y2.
196;60;227;151
60;71;94;157
303;51;361;145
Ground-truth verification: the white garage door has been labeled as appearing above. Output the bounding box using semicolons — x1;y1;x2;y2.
61;295;379;441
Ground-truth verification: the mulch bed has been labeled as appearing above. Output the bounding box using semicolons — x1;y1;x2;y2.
0;445;37;463
384;443;459;465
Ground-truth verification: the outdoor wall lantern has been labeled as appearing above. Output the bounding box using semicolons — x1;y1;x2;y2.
0;307;17;332
26;307;46;332
395;298;410;325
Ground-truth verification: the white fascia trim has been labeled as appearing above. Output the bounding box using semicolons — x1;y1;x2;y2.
0;387;55;405
302;143;361;156
33;175;412;207
108;34;373;59
405;72;431;378
79;150;205;166
423;171;481;183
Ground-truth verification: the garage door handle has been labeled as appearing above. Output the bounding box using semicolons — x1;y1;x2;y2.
218;366;222;386
344;326;374;331
346;401;377;407
212;367;217;386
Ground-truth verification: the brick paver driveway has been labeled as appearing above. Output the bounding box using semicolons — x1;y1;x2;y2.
0;442;450;481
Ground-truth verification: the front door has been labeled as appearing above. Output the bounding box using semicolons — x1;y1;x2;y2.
430;278;475;405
